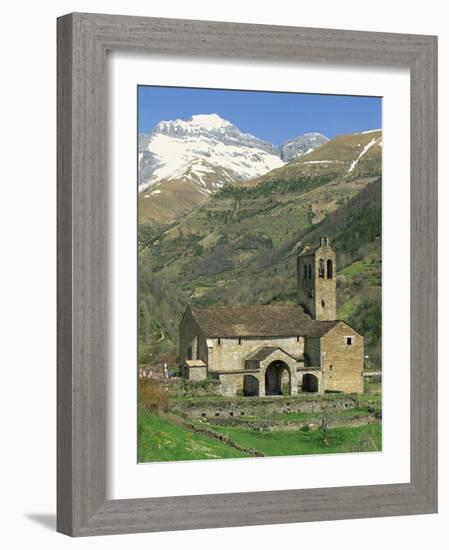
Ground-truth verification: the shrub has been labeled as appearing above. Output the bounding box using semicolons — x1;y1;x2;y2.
139;379;169;413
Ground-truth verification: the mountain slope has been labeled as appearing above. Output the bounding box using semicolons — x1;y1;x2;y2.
138;129;382;368
241;129;382;186
139;180;209;227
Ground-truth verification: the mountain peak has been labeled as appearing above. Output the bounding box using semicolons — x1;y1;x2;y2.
189;113;231;129
279;132;329;161
153;113;232;137
140;115;329;194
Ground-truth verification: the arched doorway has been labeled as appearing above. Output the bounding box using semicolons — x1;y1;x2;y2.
243;375;259;397
302;373;319;392
265;361;291;396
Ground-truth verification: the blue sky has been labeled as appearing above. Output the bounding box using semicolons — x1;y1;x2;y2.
138;86;381;145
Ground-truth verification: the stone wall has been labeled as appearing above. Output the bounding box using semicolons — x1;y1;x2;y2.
173;394;358;419
186;365;207;381
321;322;364;393
166;378;221;398
208;335;304;372
209;414;379;432
219;373;244;397
304;336;321;366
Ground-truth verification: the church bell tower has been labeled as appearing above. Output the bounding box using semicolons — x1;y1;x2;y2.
297;236;336;321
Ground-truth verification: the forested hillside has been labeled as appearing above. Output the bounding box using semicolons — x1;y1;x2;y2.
138;130;382;370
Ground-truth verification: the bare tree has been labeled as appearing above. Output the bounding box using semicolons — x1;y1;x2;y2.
318;406;333;446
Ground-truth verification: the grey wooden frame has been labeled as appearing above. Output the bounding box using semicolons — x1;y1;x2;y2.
57;12;438;537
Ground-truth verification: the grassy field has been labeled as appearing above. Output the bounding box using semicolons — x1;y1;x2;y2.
138;409;381;462
138;411;247;462
209;423;381;457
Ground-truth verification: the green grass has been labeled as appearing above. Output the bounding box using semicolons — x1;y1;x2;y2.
209;422;382;457
138;411;247;462
139;411;382;463
337;295;363;321
339;259;371;278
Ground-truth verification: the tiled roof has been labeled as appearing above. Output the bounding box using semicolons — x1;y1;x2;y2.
245;346;303;362
188;304;340;338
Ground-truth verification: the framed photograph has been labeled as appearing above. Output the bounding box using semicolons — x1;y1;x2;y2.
57;13;437;536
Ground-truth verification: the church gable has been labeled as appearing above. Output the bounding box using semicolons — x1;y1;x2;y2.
322;320;363;339
179;306;209;366
245;345;302;362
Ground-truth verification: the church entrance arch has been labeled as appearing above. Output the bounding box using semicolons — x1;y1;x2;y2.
265;360;291;396
243;375;259;397
302;373;319;392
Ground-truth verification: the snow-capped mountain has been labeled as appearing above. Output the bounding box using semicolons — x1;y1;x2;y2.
138;114;328;195
279;132;329;162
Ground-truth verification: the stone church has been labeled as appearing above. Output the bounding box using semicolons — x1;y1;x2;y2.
179;236;364;396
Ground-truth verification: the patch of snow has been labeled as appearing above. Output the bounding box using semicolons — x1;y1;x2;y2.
360;128;382;134
348;137;380;173
189;114;231;130
191;164;215;174
139;130;284;193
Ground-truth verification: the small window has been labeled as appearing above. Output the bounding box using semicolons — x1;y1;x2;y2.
346;337;352;346
296;336;300;342
217;338;221;346
329;364;333;371
319;259;325;278
303;264;308;279
238;337;242;345
308;264;312;278
327;259;333;279
186;346;193;360
321;299;326;309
